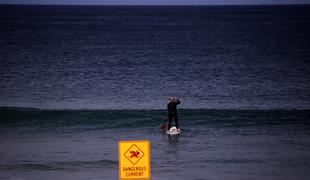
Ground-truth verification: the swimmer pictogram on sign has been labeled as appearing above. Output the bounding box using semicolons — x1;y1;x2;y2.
124;144;145;165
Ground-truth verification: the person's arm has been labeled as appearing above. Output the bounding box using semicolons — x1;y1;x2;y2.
176;99;181;105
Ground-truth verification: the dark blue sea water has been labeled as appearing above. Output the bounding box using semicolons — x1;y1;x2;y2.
0;5;310;109
0;108;310;180
1;5;310;180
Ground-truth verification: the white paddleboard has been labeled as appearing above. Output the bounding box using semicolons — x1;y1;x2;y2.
166;127;181;135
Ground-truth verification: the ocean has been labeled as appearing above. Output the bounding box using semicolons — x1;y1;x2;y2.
0;5;310;180
0;5;310;109
1;108;310;180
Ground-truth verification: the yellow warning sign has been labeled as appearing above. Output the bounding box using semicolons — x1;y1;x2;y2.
119;140;150;180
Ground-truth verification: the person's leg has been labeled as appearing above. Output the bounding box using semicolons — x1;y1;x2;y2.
174;114;179;129
168;114;173;130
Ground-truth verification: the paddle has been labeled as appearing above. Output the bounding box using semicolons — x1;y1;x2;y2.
160;115;168;130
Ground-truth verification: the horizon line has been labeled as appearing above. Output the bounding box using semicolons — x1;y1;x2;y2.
1;2;310;6
1;106;310;111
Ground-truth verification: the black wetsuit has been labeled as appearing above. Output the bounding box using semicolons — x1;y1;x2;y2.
167;99;181;130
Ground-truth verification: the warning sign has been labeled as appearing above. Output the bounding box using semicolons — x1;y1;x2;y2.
119;140;150;180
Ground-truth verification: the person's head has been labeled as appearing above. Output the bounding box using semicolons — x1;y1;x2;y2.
168;96;177;102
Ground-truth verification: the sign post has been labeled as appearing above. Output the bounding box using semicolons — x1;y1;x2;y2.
119;140;150;180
